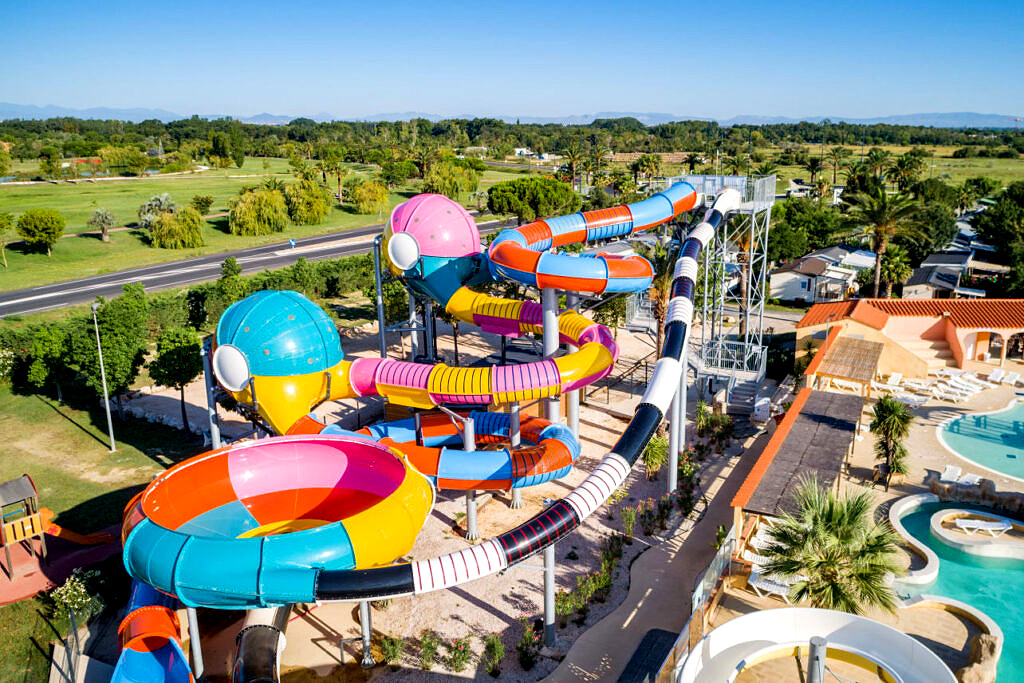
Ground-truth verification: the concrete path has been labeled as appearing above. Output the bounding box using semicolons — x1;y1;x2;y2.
551;433;766;681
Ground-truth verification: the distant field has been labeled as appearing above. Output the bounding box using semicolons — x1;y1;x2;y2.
0;167;511;292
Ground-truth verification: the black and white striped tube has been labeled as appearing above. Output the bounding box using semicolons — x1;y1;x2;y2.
315;188;743;601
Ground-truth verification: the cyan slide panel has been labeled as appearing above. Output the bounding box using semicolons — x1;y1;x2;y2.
512;465;573;489
124;519;189;596
536;252;609;281
539;423;581;459
437;447;514;482
174;536;264;608
491;229;527;247
627;194;674;229
176;500;258;539
320;424;372;439
586;221;632;242
544;213;588;239
604;275;654;293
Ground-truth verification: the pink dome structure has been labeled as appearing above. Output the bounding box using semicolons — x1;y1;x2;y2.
388;194;481;259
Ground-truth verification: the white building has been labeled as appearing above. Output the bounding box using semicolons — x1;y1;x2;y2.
770;256;857;303
806;244;876;271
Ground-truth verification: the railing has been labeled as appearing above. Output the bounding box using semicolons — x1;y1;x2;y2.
583;351;657;405
626;290;656;331
655;524;737;682
693;337;767;377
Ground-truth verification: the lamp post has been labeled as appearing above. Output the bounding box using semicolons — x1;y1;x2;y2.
91;303;116;453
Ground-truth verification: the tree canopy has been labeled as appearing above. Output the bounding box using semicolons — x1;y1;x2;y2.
487;177;580;224
16;208;65;255
149;326;203;433
229;189;289;235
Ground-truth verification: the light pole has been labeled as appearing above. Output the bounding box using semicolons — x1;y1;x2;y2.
91;303;116;452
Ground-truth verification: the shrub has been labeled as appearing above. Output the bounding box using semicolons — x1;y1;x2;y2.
482;632;505;677
51;568;102;621
642;434;669;480
150;206;204;249
515;617;541;670
554;589;574;627
600;533;624;563
656;494;675;529
284;178;331;224
86;208;116;243
352;179;389;215
229;189;288;236
190;194;214;215
620;506;636;542
137;193;177;231
16;208;65;255
443;636;472;672
418;629;441;670
638;499;657;535
379;634;404;670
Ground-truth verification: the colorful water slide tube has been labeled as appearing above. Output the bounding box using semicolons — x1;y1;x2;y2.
231;188;737;604
212;288;618;435
232;607;289;683
290;410;581;490
486;182;700;293
121;435;433;608
39;507;117;546
111;580;193;683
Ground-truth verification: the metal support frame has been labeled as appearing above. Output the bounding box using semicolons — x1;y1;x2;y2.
359;600;375;668
438;406;479;540
186;606;204;679
424;299;437;363
408;291;419;360
540;287;559;647
807;636;826;683
373;235;387;358
90;303;116;453
201;338;223;451
564;292;580;437
543;545;556;647
510;402;523;509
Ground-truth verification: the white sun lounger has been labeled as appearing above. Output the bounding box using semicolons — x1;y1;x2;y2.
939;381;978;397
958;473;983;486
887;372;903;386
748;571;792;603
946;377;983;394
989;368;1007;383
742;549;773;566
894;393;928;408
955;518;1011;537
937;367;965;378
959;373;996;389
903;378;935;391
871;380;902;393
1002;371;1021;386
940;465;963;483
932;388;964;404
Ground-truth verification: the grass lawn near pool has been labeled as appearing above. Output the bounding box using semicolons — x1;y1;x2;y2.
0;597;69;682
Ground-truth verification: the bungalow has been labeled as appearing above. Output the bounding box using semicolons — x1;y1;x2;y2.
904;251;985;299
806;244;876;272
769;257;857;304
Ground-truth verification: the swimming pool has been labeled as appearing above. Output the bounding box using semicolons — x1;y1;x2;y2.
939;399;1024;480
900;501;1024;680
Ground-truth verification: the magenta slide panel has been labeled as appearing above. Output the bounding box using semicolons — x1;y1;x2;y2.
471;313;523;337
350;357;387;396
376;360;432;389
626;194;675;231
518;301;543;328
492;359;561;394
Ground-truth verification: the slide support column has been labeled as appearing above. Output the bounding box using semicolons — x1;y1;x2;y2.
541;287;558;648
464;416;478;540
808;636;826;683
373;235;386;358
187;606;204;680
544;544;556;647
201;338;222;450
510;401;523;509
565;292;580;437
359;600;375;668
408;291;419;360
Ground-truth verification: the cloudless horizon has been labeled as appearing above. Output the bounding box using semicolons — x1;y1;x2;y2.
2;0;1022;120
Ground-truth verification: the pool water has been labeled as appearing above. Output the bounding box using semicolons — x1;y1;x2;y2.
901;502;1024;680
940;400;1024;480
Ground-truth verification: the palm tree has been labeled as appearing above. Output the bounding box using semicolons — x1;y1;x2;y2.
841;187;923;297
635;241;675;353
754;161;779;177
879;244;912;297
561;142;583;191
684;153;701;173
802;157;825;184
814;176;832;203
870;395;914;490
888;154;925;192
761;476;904;614
725;155;746;176
865;147;892;180
955;183;978;215
826;146;851;184
640;153;662;180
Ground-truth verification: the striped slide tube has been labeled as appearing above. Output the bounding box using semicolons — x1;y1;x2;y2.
486;182;699;295
312;187;742;601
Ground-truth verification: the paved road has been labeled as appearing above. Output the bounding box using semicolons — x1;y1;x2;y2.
0;217;509;318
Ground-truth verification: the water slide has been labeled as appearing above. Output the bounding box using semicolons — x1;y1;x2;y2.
121;182;735;680
111;581;193;683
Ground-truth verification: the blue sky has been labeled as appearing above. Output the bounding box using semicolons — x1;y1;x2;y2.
2;0;1022;119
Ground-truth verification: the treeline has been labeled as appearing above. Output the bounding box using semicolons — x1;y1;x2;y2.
2;115;1022;171
0;253;379;411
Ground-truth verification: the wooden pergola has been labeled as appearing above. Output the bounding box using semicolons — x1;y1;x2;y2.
807;335;884;398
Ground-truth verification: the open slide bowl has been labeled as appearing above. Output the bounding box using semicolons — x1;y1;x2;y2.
122;436;433;608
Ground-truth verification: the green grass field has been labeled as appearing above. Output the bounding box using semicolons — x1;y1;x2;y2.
0;166;513;292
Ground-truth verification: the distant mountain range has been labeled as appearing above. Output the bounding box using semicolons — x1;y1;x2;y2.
0;102;1017;129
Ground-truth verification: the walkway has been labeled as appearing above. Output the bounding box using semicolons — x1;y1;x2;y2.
552;432;766;680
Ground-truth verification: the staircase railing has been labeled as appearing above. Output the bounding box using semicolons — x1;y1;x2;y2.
583;350;657;405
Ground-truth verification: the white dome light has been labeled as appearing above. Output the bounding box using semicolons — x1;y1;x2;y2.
213;344;251;392
388;231;421;271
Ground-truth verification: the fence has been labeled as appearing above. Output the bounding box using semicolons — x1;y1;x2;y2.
655;524;736;682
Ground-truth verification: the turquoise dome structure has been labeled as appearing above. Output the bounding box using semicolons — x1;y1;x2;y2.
215;290;343;377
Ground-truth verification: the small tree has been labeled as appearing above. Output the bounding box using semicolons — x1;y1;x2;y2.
284;178;332;224
137;193;178;231
150;206;205;249
149;327;203;434
86;208;116;243
870;395;914;490
229;189;288;236
16;208;65;256
190;194;214;215
0;211;13;267
352;180;389;215
28;324;71;401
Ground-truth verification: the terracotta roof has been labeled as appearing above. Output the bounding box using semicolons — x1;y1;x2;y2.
798;298;1024;331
